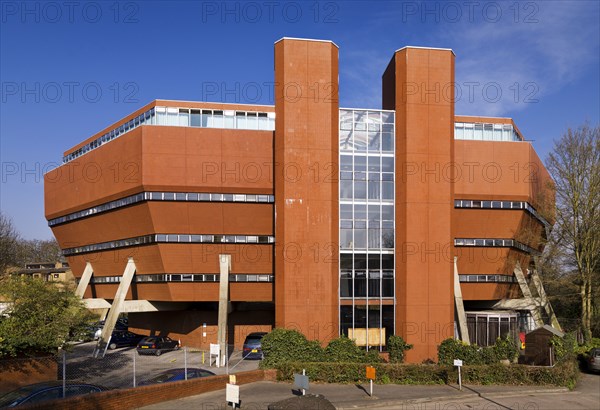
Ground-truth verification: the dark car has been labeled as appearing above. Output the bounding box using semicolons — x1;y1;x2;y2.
0;382;105;407
136;336;179;356
586;348;600;373
242;332;268;360
108;330;145;350
139;368;215;385
89;318;129;340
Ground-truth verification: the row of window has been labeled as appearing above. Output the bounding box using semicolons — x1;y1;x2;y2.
340;254;394;270
154;107;275;131
340;204;394;222
339;305;395;350
90;273;273;284
466;313;518;347
340;270;394;298
454;199;549;227
340;229;395;250
62;106;276;163
48;191;274;227
63;234;275;256
454;238;539;254
454;122;521;142
459;274;517;283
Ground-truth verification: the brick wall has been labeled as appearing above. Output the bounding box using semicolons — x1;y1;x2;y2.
0;357;57;393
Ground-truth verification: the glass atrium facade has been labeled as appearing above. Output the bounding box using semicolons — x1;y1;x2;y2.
338;108;396;350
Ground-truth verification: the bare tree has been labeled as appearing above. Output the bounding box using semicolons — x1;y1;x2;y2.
546;123;600;342
0;212;22;274
19;239;63;264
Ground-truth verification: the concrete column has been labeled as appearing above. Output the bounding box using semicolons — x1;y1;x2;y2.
218;254;231;367
453;257;470;343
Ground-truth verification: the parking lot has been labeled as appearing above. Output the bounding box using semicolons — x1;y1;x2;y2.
62;341;259;390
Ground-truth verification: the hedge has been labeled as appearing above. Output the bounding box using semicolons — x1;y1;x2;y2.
260;329;408;367
272;360;579;389
438;337;519;365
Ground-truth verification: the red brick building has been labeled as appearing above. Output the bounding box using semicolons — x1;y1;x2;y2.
44;38;556;363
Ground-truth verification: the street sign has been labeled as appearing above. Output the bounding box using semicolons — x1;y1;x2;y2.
210;343;220;367
294;373;309;395
366;366;376;397
454;359;463;390
366;366;376;379
226;383;240;409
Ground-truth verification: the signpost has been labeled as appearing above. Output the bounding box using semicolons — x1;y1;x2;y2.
453;359;463;390
366;366;376;397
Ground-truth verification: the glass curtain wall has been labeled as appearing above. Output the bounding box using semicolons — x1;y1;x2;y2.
339;108;395;351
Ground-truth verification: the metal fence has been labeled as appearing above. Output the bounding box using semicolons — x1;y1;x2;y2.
52;342;257;391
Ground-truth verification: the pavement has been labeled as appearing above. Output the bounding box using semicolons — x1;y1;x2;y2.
139;372;600;410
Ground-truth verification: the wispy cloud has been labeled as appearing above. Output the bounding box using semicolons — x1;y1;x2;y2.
338;1;599;116
448;1;600;116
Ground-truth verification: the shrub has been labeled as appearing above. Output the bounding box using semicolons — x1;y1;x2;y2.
493;336;519;362
324;335;366;363
550;331;578;361
260;329;324;366
387;335;413;363
438;338;490;365
573;337;600;355
438;337;520;365
261;330;383;367
365;347;384;364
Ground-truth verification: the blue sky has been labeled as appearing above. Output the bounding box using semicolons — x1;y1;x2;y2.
1;0;599;239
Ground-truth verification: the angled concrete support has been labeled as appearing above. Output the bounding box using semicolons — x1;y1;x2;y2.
94;258;136;358
513;262;544;327
493;298;543;310
218;254;231;367
84;299;188;312
75;262;94;298
453;257;470;344
530;269;562;331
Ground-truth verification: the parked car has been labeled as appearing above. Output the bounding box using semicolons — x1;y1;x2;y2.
89;318;129;341
0;382;105;407
136;336;179;356
108;331;145;350
586;347;600;373
242;332;268;360
139;368;215;385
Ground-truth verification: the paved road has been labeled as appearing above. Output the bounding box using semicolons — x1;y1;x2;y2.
62;342;259;390
141;372;600;410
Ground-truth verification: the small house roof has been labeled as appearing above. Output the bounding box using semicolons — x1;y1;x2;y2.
526;324;564;338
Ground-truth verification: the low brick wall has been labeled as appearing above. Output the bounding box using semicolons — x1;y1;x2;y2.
23;369;277;410
0;357;57;393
